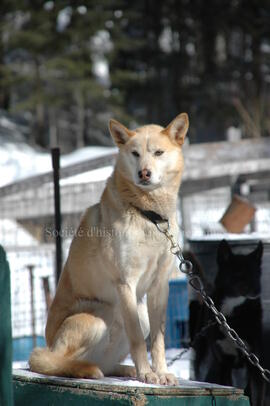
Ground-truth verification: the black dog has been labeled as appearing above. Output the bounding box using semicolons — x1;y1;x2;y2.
189;240;265;406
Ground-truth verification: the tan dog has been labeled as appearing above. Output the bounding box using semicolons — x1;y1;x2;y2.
29;113;189;385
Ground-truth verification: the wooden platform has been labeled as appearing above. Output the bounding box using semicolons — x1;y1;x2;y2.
13;369;250;405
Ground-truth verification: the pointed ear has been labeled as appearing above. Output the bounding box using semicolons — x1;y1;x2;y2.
217;239;232;263
162;113;189;146
250;241;263;262
109;119;135;147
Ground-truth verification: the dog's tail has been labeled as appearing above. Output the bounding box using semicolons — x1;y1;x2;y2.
29;347;103;379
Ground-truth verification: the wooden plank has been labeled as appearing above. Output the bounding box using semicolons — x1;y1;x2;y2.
0;181;106;219
2;168;270;221
13;381;250;406
238;170;270;184
13;369;244;396
13;370;250;405
0;246;13;406
181;169;270;197
181;175;233;196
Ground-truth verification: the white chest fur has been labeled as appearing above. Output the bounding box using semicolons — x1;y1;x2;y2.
221;296;246;316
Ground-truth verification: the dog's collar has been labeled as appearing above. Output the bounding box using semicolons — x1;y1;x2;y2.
132;205;168;226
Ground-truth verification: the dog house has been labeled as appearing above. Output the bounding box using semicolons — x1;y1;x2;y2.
1;244;251;406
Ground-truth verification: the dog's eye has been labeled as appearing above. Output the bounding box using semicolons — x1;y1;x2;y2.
154;150;164;156
132;151;140;157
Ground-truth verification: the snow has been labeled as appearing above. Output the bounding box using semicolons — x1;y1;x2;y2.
1;113;270;189
0;142;50;187
62;146;116;166
0;219;38;247
13;367;235;391
14;348;190;381
0;139;116;188
0;111;116;188
60;166;113;185
123;348;190;381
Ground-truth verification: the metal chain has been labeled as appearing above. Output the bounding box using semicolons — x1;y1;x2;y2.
167;349;189;367
167;320;218;366
156;220;270;384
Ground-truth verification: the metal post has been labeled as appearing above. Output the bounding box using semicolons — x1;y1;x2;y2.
51;147;62;284
42;277;52;312
28;265;36;348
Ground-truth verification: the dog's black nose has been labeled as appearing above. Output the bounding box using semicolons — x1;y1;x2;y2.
138;169;151;180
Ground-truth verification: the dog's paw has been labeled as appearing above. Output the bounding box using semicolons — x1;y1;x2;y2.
138;371;160;384
111;364;137;378
158;372;178;386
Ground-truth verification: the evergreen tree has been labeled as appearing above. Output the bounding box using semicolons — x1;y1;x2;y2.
2;1;119;149
109;0;270;141
0;0;269;149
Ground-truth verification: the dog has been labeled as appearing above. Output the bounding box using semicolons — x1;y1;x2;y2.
29;113;189;385
190;240;264;405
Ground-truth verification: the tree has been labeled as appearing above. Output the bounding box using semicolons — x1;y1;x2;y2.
109;0;270;141
1;1;119;150
1;0;269;149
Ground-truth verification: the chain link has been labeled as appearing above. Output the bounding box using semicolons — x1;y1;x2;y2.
167;319;218;366
157;222;270;384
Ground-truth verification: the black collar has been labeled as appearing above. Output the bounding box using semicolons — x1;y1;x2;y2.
132;206;168;226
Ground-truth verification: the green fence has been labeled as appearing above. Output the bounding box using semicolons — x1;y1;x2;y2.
0;245;13;406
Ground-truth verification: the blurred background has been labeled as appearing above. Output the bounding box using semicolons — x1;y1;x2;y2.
0;0;270;394
0;0;269;149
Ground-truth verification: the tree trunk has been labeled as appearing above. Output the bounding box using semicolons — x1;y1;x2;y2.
49;108;59;147
0;29;10;110
75;88;85;149
34;60;46;147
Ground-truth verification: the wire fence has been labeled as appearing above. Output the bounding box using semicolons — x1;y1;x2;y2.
7;245;55;338
182;187;232;238
182;187;270;239
0;160;106;354
1;151;270;361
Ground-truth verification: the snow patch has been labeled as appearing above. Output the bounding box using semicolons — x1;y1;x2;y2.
0;141;116;188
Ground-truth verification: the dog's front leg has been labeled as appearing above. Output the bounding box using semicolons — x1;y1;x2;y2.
117;283;159;384
147;272;178;386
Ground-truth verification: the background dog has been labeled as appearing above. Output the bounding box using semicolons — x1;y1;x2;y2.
190;240;264;405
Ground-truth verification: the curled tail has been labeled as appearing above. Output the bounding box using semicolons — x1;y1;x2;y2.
29;347;103;379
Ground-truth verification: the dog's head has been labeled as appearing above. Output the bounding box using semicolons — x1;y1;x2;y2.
216;239;263;298
109;113;189;190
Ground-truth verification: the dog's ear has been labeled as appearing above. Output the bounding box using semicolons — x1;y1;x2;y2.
109;119;135;147
250;241;263;262
217;239;232;264
162;113;189;146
